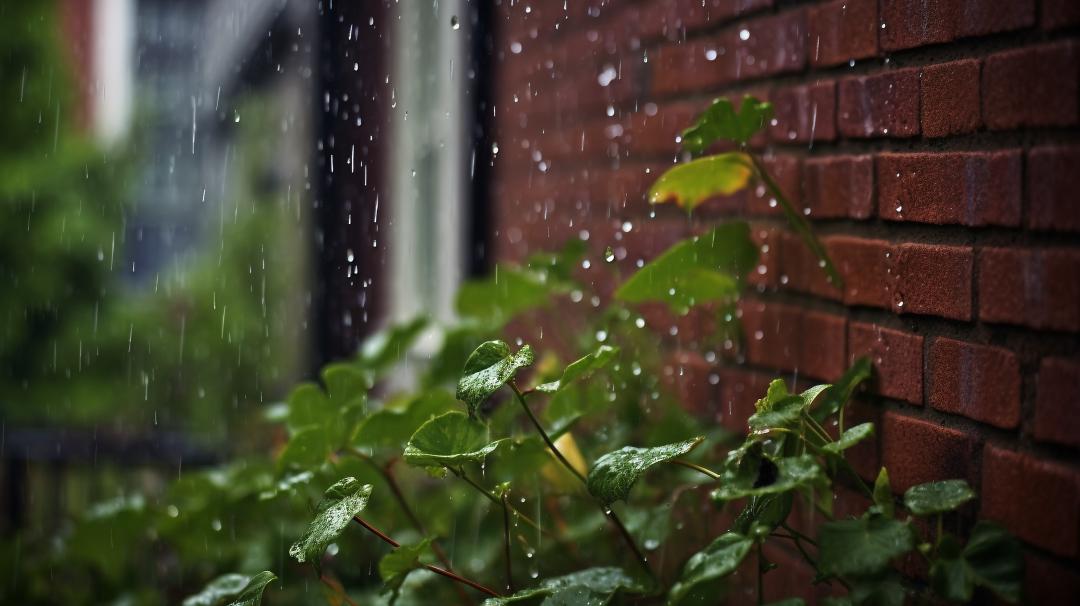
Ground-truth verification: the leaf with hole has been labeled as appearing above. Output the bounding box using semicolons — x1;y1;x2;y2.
288;478;372;569
403;411;502;468
903;479;975;516
648;152;753;212
615;223;757;315
456;340;535;415
587;437;704;505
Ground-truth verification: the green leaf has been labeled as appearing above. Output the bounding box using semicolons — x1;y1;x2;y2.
379;537;435;599
822;422;874;454
534;345;619;394
903;480;976;516
872;468;895;518
481;567;647;605
456;266;555;328
286;383;336;434
648;152;753;212
587;437;704;504
812;357;871;422
259;470;315;501
183;574;252;606
354;389;457;450
289;478;372;568
360;316;429;374
456;340;535;415
681;96;774;153
962;521;1023;602
746;382;829;433
225;571;277;606
525;238;587;286
818;515;915;577
615;223;758;315
321;363;371;405
403;411;502;468
669;532;754;604
277;425;332;470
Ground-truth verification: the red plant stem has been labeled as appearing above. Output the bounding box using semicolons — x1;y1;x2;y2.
352;516;502;598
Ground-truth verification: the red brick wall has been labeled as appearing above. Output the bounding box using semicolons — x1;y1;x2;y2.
488;0;1080;600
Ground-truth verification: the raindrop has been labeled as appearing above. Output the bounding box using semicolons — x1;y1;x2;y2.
604;246;616;263
739;28;750;40
450;15;460;30
705;49;718;61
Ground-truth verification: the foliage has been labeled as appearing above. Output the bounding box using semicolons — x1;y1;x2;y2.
5;92;1024;606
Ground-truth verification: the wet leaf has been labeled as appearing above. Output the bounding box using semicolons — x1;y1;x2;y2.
903;479;975;516
811;357;871;422
403;411;502;468
818;514;915;577
746;383;828;432
648;152;753;212
277;426;331;470
456;340;535;415
380;537;435;599
534;345;619;393
929;521;1022;603
669;532;754;604
183;574;252;606
225;571;277;606
681;96;773;153
289;478;372;569
732;492;794;535
456;267;555;329
822;422;875;454
481;567;647;605
354;389;457;450
587;437;704;504
712;453;825;501
615;223;757;315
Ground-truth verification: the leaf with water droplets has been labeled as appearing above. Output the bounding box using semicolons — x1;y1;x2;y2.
747;383;829;432
681;95;774;153
288;478;372;570
648;152;753;212
615;223;757;315
668;532;754;605
403;411;502;468
481;567;647;605
534;345;619;394
353;388;457;450
929;521;1022;603
224;571;277;606
818;514;915;577
711;452;826;502
587;437;703;505
456;340;535;415
811;356;872;423
822;422;875;454
183;573;252;606
903;479;975;516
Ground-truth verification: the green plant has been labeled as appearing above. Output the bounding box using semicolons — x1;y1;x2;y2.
6;96;1023;606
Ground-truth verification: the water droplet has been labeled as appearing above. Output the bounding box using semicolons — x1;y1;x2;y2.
739;28;750;40
451;15;460;29
705;49;718;61
510;41;522;54
604;246;616;263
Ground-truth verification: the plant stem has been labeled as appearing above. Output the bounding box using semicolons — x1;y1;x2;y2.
319;574;360;606
756;542;765;606
352;515;502;598
668;458;722;480
448;467;547;535
509;382;654;579
501;492;514;593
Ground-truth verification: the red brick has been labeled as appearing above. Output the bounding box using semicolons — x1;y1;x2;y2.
744;154;801;217
876;152;1022;226
893;243;973;321
928;338;1021;429
1033;358;1080;448
769;80;837;144
779;232;843;301
623;101;702;158
662;350;716;417
983;41;1080;130
736;11;808;80
880;0;958;51
799;311;847;381
881;412;978;492
740;300;802;372
978;247;1080;332
807;0;879;67
802;155;874;219
652;40;732;96
1027;145;1080;233
747;225;781;289
981;444;1080;557
828;236;892;308
955;0;1035;37
921;59;981;138
1024;551;1080;605
838;68;920;138
848;323;924;404
1042;0;1080;29
717;367;772;433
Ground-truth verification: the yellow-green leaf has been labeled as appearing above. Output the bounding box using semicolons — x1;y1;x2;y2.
648;152;753;212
